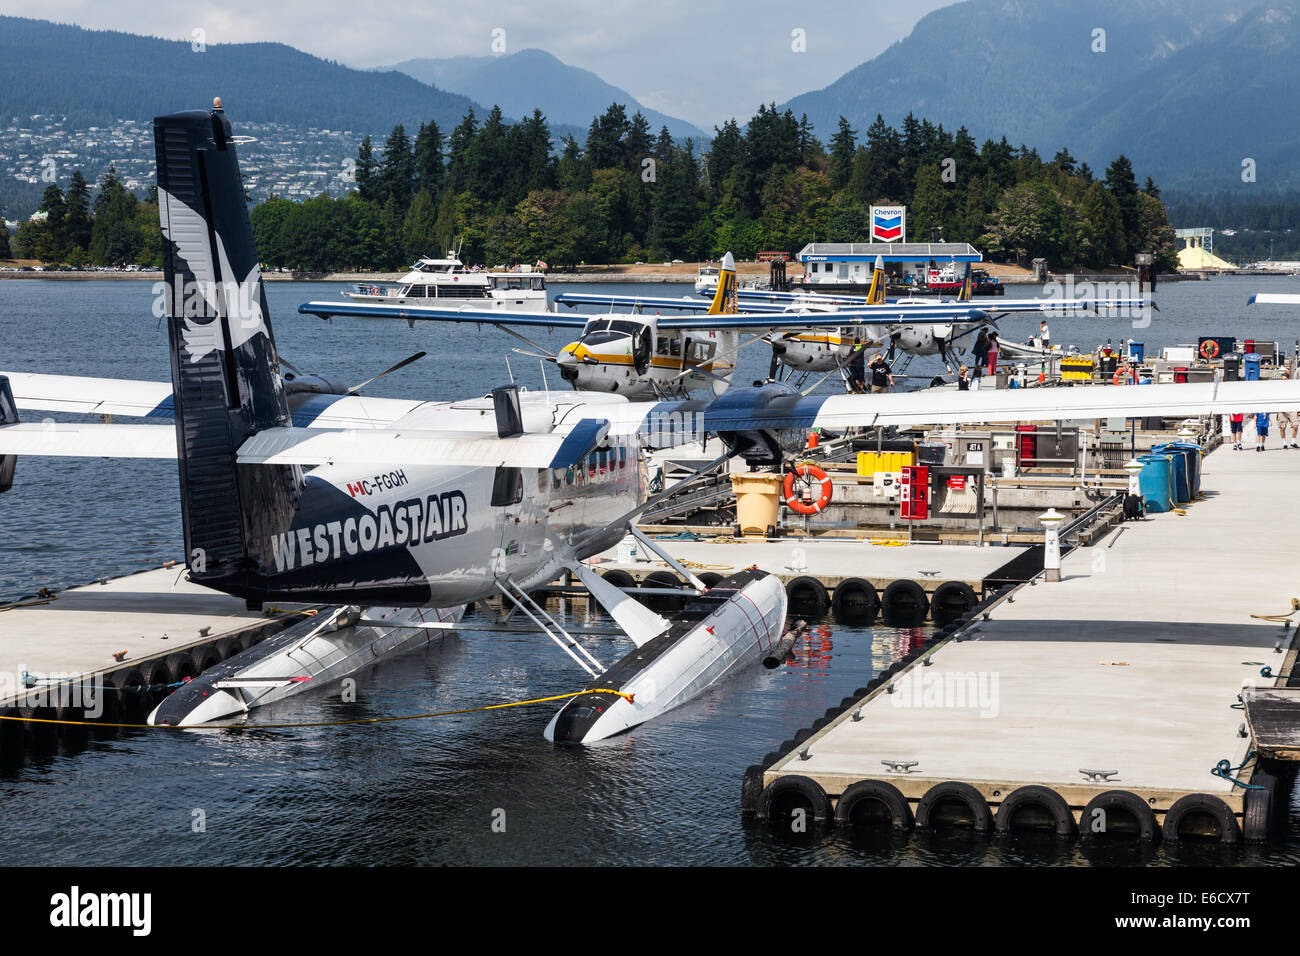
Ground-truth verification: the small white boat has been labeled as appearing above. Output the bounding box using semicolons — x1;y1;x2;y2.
343;251;548;312
544;569;787;743
147;603;465;725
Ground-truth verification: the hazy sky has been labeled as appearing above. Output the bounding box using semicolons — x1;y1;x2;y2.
1;0;956;128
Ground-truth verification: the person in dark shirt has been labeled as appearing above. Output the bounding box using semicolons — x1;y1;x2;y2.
972;330;990;378
848;345;866;393
869;353;894;393
957;365;971;390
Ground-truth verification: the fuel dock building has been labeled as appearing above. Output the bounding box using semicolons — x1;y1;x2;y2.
796;242;983;294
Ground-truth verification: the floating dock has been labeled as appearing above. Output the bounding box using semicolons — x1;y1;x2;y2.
0;566;310;740
744;442;1299;844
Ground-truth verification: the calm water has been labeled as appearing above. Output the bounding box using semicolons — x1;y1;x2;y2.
0;274;1298;865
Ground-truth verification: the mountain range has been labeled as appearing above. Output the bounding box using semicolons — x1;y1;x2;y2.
782;0;1299;190
382;49;710;141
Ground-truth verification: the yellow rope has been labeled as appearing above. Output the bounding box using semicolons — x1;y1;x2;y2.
1250;599;1300;623
0;688;633;731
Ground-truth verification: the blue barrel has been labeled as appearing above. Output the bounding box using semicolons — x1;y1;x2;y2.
1138;455;1174;513
1162;441;1203;498
1151;443;1194;503
1245;353;1262;381
1129;341;1145;364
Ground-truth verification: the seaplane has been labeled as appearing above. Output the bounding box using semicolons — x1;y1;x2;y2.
3;102;1298;743
299;254;1014;397
545;258;1153;384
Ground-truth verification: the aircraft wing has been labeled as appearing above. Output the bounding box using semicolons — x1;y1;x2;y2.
235;419;609;469
2;372;425;429
1249;294;1300;305
654;305;990;330
553;292;794;314
0;422;177;458
599;379;1300;443
297;300;589;329
0;417;610;470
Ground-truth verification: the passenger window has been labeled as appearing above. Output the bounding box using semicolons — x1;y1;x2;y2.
490;467;523;506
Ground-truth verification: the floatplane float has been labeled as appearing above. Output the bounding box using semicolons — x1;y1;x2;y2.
3;102;1299;744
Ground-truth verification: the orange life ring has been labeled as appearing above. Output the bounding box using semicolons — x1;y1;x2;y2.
1200;339;1220;360
783;464;833;515
1113;366;1131;386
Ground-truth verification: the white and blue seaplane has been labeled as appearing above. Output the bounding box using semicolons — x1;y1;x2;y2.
2;103;1298;743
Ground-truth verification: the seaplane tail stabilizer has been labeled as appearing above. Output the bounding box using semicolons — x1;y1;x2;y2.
866;256;887;305
707;252;739;315
567;561;669;647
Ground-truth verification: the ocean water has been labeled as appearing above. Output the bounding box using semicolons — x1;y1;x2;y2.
0;274;1297;865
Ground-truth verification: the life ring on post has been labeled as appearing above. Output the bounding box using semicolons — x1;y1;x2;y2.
1113;366;1132;386
1200;339;1220;360
783;464;833;515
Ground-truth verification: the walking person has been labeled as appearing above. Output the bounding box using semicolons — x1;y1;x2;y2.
986;331;1000;377
1255;411;1270;451
972;330;990;378
868;352;894;393
1281;369;1300;447
1229;412;1245;450
848;344;866;394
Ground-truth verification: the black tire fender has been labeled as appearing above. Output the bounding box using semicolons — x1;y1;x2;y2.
931;581;977;627
916;780;994;832
1080;790;1160;843
994;785;1078;839
881;579;929;626
834;779;914;831
758;774;832;825
785;576;830;619
1162;793;1241;844
831;577;878;624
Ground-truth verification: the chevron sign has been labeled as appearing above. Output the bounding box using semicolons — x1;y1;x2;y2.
871;205;906;243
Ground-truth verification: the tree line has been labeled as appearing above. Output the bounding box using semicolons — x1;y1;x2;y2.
249;103;1178;273
3;102;1180;273
6;167;160;267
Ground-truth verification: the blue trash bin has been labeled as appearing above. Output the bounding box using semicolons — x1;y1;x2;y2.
1137;455;1174;513
1244;353;1262;381
1128;341;1145;364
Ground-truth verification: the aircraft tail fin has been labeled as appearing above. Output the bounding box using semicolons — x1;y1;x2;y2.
155;101;299;600
0;376;17;493
707;252;738;315
957;262;973;302
866;255;887;305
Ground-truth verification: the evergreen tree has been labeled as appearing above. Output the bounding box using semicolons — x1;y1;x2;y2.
828;117;857;192
1104;154;1140;263
445;109;479;195
586;103;630;170
355;136;378;201
65;170;93;256
413;121;444;202
37;183;67;260
378;124;415;211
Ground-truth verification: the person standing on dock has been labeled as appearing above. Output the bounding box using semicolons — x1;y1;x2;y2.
1281;370;1300;447
972;330;990;378
868;353;894;393
1255;411;1271;451
1230;412;1245;450
986;331;1000;377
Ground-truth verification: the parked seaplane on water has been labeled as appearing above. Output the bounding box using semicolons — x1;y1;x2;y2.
3;103;1299;744
302;251;1154;396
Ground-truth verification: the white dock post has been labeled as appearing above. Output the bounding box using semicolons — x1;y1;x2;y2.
1124;458;1143;496
1040;508;1064;582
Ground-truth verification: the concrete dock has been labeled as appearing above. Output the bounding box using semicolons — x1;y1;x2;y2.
0;565;309;711
748;441;1299;842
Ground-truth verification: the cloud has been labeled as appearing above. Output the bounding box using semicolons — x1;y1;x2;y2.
0;0;953;127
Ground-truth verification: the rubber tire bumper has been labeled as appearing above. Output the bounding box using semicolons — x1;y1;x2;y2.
994;785;1078;839
915;781;993;832
1162;793;1241;844
758;774;833;826
834;779;914;831
881;579;929;626
831;577;878;625
1080;790;1160;843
